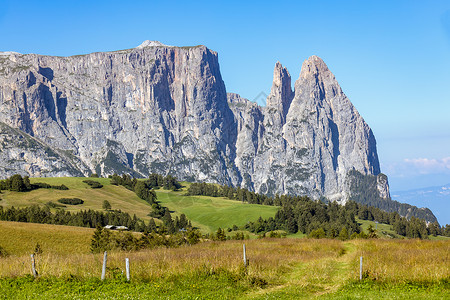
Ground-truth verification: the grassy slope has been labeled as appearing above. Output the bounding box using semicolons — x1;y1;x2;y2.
156;188;279;232
0;177;279;233
0;220;94;255
0;177;153;222
357;218;402;239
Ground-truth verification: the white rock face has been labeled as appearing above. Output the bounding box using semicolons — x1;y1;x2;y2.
228;56;385;202
136;40;172;48
0;42;388;202
0;51;21;56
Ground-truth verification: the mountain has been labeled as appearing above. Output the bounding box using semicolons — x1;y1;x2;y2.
0;40;429;221
392;184;450;225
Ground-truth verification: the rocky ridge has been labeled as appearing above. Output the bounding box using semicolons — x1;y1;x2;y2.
0;41;386;204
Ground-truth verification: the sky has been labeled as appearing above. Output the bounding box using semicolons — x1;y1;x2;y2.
1;0;449;194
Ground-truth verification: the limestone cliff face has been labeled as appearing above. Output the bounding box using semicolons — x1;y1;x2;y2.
0;42;388;202
229;56;383;201
0;42;239;185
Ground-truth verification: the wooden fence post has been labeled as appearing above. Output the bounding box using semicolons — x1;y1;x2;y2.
125;258;130;281
359;256;363;281
30;254;38;278
101;251;107;280
244;244;248;267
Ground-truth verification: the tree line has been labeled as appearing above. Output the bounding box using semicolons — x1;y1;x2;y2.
110;173;182;219
347;170;437;223
0;174;68;192
0;173;197;236
186;182;450;239
0;205;147;231
90;225;202;253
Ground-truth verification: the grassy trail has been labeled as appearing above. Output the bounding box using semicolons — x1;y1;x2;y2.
245;242;357;299
244;241;449;299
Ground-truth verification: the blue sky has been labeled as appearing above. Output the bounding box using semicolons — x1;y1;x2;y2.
1;0;450;193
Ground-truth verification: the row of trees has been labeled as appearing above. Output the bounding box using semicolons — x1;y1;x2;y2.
187;182;274;205
0;205;150;231
243;199;361;239
0;205;199;238
0;174;68;192
347;170;437;223
346;201;448;238
186;181;449;239
90;225;202;253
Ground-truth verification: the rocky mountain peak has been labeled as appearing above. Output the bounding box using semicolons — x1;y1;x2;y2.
266;62;293;119
136;40;171;48
299;55;333;81
0;51;21;56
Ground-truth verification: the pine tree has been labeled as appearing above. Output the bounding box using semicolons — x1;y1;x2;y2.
147;218;157;232
338;227;349;240
10;174;25;192
102;200;111;211
215;227;227;241
91;225;104;253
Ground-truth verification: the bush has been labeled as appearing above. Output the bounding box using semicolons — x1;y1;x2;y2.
33;182;51;189
82;180;103;189
30;183;69;190
52;184;69;190
308;228;326;239
58;198;84;205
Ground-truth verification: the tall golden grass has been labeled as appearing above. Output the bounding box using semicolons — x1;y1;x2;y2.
0;220;448;289
0;238;344;282
352;239;450;283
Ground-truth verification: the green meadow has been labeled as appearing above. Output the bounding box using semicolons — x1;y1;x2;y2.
0;177;278;233
156;188;279;232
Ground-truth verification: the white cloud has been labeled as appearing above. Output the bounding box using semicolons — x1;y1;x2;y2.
403;157;450;174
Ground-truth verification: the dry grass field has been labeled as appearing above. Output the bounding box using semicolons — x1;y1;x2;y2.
0;220;448;299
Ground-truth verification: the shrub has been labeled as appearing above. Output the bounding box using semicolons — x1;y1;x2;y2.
33;182;52;189
52;184;69;190
57;198;84;205
102;200;111;210
82;180;103;189
308;228;326;239
31;183;69;190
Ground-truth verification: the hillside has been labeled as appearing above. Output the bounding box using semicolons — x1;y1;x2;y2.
0;177;278;233
0;177;153;222
2;175;447;241
0;220;94;255
156;185;279;232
